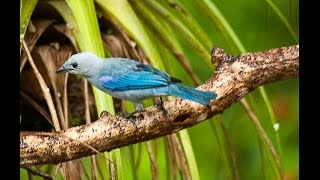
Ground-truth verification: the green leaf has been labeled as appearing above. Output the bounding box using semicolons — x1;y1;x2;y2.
20;168;28;179
64;0;114;115
95;0;165;70
55;1;119;179
20;0;38;37
198;0;246;54
131;1;200;85
164;1;213;50
47;1;83;51
265;0;298;42
179;129;200;180
120;146;135;180
138;0;212;68
20;0;38;51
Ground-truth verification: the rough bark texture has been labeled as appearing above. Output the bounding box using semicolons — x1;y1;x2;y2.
20;45;299;166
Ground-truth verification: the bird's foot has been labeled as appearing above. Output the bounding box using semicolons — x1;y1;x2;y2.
119;111;136;124
155;97;168;115
119;110;146;124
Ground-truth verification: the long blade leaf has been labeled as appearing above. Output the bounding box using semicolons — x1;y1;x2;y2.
95;0;165;70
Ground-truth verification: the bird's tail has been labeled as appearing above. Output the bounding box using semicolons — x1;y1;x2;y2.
171;84;217;105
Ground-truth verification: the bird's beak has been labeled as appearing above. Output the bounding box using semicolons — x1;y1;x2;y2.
56;66;68;73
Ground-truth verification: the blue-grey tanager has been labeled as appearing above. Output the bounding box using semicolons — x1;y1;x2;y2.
56;52;217;112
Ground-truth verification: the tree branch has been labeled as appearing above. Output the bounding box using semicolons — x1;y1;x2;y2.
20;45;299;166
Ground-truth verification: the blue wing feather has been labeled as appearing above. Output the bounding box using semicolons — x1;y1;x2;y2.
99;64;174;91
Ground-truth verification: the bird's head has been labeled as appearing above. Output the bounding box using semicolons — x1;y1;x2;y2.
56;52;102;77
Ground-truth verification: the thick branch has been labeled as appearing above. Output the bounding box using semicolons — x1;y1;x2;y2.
20;45;299;166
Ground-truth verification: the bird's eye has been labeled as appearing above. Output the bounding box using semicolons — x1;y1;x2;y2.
72;63;78;68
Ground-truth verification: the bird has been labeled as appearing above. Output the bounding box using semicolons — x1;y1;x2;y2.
56;52;217;113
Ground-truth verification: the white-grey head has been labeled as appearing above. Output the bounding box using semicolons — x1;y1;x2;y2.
56;52;103;77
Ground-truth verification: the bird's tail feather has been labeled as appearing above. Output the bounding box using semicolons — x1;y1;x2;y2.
171;85;217;105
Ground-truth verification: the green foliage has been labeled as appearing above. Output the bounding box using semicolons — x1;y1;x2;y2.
20;0;38;52
20;0;38;37
179;130;200;180
96;0;165;70
65;0;114;115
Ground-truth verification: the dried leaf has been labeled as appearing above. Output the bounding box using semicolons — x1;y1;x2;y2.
102;34;127;57
20;51;51;102
20;19;54;72
53;24;80;52
61;161;81;180
35;45;73;129
35;44;72;96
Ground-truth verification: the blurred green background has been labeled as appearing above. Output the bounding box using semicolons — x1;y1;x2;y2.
20;0;298;179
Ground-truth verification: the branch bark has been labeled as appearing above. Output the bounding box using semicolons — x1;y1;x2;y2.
20;45;299;166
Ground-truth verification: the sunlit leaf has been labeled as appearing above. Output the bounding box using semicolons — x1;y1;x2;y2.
95;0;165;70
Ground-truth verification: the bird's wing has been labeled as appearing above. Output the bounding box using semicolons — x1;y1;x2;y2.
99;63;181;91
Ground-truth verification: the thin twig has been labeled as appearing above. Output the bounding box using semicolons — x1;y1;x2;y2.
60;161;81;180
55;100;66;129
84;79;91;124
23;167;53;180
107;152;117;180
53;84;66;130
78;159;90;180
165;135;178;180
20;56;28;74
164;145;172;180
168;135;179;180
145;141;159;180
171;134;191;180
63;73;69;130
22;40;61;131
62;135;116;166
83;78;99;180
90;155;98;180
52;163;61;179
20;91;53;126
59;163;66;179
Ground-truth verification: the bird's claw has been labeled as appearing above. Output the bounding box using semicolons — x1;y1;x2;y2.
119;110;146;125
156;97;168;115
119;112;136;124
